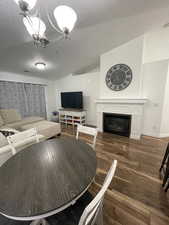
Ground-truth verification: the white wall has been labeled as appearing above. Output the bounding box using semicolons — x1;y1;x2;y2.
55;72;99;126
0;72;56;119
160;63;169;137
143;28;169;63
142;60;168;137
142;28;169;137
100;36;144;98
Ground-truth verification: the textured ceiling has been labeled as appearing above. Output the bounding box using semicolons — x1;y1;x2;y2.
0;0;169;79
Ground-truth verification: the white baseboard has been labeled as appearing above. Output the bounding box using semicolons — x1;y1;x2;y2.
158;133;169;138
142;132;169;138
130;134;141;140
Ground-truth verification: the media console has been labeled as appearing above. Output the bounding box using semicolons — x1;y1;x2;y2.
59;109;86;127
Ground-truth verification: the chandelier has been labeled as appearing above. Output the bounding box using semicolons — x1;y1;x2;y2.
14;0;77;47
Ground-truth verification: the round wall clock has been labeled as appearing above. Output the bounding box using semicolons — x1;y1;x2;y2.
105;64;132;91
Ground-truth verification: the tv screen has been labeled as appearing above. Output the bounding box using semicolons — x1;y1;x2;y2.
61;92;83;109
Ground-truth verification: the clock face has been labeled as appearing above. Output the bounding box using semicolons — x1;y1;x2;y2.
105;64;132;91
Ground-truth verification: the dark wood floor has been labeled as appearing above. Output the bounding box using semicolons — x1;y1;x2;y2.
62;126;169;225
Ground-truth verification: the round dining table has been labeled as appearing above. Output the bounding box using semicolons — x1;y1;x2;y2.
0;137;97;225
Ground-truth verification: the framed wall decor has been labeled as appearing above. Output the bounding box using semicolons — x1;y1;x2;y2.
105;64;133;91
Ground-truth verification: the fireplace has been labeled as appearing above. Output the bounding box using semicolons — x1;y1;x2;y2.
103;113;132;137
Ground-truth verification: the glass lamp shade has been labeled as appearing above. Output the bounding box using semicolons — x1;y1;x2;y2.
54;5;77;33
14;0;37;11
23;16;46;38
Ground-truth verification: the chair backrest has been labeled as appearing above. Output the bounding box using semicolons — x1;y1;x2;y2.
76;124;98;149
160;142;169;172
7;128;39;155
78;160;117;225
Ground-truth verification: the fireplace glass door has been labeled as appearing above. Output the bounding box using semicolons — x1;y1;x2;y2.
103;113;131;137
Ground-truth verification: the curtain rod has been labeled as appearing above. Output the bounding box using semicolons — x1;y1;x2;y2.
0;80;48;86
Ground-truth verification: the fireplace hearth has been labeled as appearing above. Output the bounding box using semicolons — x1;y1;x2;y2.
103;113;131;137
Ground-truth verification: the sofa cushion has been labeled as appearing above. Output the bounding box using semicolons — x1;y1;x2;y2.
2;117;44;130
20;121;61;139
0;115;4;127
0;109;21;124
0;133;8;148
22;116;44;124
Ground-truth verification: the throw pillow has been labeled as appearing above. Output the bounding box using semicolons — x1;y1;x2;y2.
0;109;22;124
0;128;19;136
0;130;15;137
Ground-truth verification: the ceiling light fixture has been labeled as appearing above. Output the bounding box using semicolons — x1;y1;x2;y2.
23;16;46;37
23;16;49;47
13;0;77;47
54;6;77;38
35;62;46;70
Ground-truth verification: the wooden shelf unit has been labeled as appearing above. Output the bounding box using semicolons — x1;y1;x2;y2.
59;109;86;127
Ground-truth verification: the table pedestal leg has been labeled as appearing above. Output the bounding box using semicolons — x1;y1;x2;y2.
30;219;50;225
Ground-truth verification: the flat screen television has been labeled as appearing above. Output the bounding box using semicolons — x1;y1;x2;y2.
61;92;83;109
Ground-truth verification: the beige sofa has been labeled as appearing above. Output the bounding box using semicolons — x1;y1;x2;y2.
0;109;61;166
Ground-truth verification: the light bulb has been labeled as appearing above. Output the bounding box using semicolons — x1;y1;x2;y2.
54;5;77;33
23;16;46;38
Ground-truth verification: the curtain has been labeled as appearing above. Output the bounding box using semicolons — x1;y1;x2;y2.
24;83;46;117
0;81;46;118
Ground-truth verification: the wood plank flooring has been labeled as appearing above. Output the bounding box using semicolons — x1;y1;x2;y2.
62;126;169;225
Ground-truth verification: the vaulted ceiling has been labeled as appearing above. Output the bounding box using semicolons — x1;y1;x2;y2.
1;0;169;79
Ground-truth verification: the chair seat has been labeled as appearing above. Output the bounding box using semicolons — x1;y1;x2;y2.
0;192;93;225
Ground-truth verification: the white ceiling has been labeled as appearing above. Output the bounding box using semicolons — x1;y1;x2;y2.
0;0;169;79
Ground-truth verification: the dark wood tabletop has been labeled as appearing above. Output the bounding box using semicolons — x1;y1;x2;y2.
0;137;97;219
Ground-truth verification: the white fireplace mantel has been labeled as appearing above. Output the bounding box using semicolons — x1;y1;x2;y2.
95;98;148;105
95;98;148;140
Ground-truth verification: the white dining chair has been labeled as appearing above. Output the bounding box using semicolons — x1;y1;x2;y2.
7;128;39;155
78;160;117;225
0;148;13;167
76;124;98;150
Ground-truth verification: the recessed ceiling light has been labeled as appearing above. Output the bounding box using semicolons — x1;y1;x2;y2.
35;62;46;70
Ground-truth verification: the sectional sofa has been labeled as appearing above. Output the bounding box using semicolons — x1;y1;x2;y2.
0;109;61;166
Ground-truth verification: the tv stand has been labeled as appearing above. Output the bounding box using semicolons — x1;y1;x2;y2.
59;109;86;127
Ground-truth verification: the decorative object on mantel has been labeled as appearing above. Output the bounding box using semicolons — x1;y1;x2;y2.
105;64;132;91
13;0;77;48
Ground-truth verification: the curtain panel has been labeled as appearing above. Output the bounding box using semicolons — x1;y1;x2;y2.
0;81;47;118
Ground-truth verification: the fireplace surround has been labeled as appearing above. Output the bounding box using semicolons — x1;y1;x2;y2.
95;98;147;139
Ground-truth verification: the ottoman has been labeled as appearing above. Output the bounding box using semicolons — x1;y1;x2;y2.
20;121;61;139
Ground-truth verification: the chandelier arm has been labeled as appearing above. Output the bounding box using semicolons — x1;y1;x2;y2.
38;13;41;37
25;15;36;35
51;35;65;44
47;12;63;34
